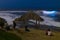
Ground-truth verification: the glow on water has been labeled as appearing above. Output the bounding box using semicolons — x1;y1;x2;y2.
42;11;57;14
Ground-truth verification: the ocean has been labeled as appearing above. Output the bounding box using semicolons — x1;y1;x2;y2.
0;11;60;27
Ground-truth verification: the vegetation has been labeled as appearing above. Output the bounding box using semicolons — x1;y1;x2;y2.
0;17;7;28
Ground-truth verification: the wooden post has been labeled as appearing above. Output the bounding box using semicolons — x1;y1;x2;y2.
39;21;40;27
36;20;37;26
35;19;38;28
38;21;39;26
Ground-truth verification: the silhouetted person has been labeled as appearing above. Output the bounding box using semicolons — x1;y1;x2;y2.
13;21;16;29
25;26;30;32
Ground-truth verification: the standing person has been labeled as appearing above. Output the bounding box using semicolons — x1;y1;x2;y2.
25;26;30;32
13;21;16;29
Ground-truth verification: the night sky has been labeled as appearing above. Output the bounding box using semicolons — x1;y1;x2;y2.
0;0;60;10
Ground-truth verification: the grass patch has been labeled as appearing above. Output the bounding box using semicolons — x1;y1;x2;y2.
0;28;60;40
0;30;22;40
15;28;60;40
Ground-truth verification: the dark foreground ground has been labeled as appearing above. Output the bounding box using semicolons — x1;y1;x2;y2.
0;29;21;40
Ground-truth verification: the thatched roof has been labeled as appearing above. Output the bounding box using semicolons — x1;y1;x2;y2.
14;11;44;22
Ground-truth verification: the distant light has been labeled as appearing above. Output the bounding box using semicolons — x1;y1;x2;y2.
42;11;57;14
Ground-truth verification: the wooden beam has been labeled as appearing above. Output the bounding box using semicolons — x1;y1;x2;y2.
39;21;40;27
36;19;37;25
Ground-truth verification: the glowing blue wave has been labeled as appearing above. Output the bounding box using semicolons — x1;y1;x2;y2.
42;11;57;14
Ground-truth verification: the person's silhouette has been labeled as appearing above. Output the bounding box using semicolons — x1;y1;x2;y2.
25;26;30;32
13;21;16;29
